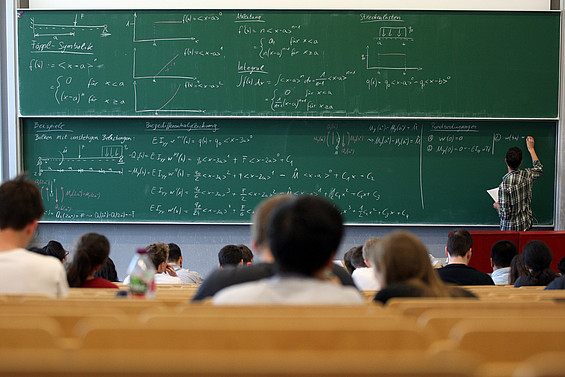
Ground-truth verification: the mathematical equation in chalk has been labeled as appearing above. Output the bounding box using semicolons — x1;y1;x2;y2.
18;10;479;117
22;118;552;224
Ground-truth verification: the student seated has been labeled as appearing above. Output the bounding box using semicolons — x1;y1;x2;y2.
514;240;558;287
508;254;527;285
490;240;518;285
436;228;494;285
0;175;68;297
218;244;243;268
351;242;380;290
213;195;363;305
545;255;565;289
167;243;203;284
66;233;119;289
192;195;355;302
94;257;119;282
239;244;254;265
43;240;68;263
124;242;182;285
367;232;475;304
342;246;356;275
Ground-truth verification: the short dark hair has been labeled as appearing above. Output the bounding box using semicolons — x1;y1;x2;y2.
0;174;44;230
168;243;182;263
218;245;243;267
491;240;518;268
447;228;473;257
350;246;367;268
43;240;66;262
506;147;523;170
239;244;253;264
267;195;343;276
94;257;119;282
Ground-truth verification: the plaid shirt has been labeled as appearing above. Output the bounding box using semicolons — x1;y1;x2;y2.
498;159;543;231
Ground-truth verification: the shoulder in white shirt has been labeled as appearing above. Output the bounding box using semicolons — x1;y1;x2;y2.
213;275;364;305
351;267;380;291
0;248;69;298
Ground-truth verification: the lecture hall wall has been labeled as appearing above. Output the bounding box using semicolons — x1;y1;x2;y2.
1;0;563;279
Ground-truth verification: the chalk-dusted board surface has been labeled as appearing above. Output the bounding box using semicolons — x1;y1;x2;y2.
18;10;559;118
23;118;555;225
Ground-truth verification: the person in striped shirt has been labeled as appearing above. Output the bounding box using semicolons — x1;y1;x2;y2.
494;136;543;231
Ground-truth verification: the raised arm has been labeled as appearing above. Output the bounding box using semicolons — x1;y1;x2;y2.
526;136;539;163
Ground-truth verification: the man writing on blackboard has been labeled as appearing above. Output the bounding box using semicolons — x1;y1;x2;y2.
493;136;543;231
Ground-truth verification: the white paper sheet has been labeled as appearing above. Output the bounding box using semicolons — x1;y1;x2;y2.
487;187;499;202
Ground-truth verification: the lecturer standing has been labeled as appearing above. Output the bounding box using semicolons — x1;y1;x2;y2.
493;136;543;231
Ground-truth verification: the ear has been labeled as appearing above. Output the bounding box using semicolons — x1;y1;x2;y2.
364;259;371;268
466;248;473;262
178;256;183;267
490;258;494;269
445;247;450;263
26;219;39;235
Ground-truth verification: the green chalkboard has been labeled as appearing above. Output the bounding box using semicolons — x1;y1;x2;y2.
22;118;556;225
17;10;559;118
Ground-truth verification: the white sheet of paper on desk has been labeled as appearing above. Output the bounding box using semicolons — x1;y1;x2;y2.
487;187;498;202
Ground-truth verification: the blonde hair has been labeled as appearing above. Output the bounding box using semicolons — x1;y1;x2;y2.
367;232;452;298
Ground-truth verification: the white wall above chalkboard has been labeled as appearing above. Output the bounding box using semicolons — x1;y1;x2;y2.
28;0;550;10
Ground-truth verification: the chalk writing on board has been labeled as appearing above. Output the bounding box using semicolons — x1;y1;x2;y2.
18;11;560;117
23;118;553;225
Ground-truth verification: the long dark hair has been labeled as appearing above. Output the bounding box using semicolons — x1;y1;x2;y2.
520;241;559;286
66;233;110;287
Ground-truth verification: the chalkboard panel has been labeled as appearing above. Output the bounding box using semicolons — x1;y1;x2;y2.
22;118;556;225
17;10;559;118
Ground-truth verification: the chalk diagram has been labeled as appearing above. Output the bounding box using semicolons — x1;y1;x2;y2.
130;13;205;115
361;20;421;74
29;14;110;40
36;145;124;177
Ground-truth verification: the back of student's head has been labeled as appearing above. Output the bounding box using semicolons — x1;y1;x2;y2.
94;257;119;282
491;240;518;268
506;147;523;170
447;228;473;257
509;254;528;285
522;241;552;272
251;194;294;248
521;240;557;286
66;233;110;287
167;243;182;263
350;246;366;268
267;195;343;276
147;242;169;269
368;232;436;287
0;174;44;230
218;244;243;267
43;240;67;262
343;247;357;275
239;244;253;264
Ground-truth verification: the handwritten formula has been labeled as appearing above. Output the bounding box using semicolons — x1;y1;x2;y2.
23;118;556;224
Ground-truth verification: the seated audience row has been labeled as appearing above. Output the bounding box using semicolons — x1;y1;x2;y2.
1;175;563;303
